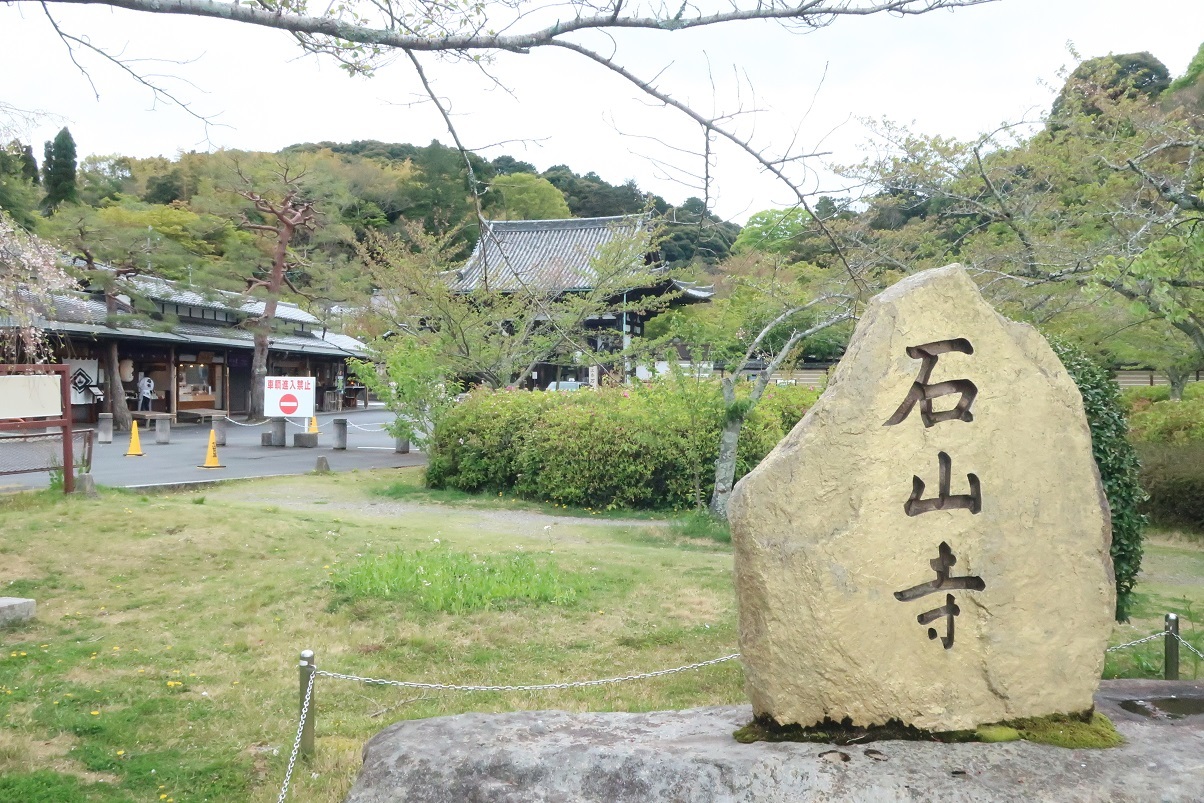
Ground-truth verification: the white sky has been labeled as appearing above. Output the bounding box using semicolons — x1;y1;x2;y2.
1;0;1202;223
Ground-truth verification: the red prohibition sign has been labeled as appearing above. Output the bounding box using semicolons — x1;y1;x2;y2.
279;393;299;415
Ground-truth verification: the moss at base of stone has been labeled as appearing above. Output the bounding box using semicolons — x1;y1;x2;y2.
734;711;1122;749
1003;712;1123;749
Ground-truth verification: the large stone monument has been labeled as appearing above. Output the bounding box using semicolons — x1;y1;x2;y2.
728;264;1115;732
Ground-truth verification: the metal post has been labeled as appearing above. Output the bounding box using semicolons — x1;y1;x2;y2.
333;418;347;451
1165;613;1180;681
299;649;316;758
213;416;226;447
59;367;74;495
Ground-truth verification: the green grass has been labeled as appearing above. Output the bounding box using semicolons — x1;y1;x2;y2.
330;548;599;613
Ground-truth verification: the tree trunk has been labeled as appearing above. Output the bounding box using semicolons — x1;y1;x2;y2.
249;327;270;420
104;340;133;432
1167;368;1189;402
709;414;744;519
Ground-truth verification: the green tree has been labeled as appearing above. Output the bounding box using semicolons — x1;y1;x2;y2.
41;127;79;212
488;172;571;220
350;338;458;450
358;220;667;390
0;142;40;229
731;207;811;256
651;249;854;516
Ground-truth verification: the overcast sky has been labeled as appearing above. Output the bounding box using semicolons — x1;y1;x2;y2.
1;0;1202;223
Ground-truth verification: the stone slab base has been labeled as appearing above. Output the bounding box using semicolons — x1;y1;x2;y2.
293;433;319;448
345;680;1204;803
0;597;35;626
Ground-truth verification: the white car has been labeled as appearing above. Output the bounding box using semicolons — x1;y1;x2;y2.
545;381;585;392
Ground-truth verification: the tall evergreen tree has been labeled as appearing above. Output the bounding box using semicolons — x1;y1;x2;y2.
19;145;38;185
41;127;79;211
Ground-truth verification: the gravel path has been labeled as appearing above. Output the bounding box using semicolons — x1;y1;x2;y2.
209;484;671;537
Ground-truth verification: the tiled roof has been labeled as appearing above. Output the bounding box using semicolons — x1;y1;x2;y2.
6;290;366;359
123;274;320;324
454;215;650;293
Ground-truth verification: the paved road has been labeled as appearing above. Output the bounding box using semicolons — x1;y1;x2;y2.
1;406;425;491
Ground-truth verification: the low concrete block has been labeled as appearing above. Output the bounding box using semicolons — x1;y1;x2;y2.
293;432;319;448
0;597;35;626
315;456;331;473
72;474;98;498
154;417;171;444
261;432;274;447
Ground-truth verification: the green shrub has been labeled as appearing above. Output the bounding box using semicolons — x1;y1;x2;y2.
1050;340;1147;621
428;381;818;511
1135;443;1204;531
1128;397;1204;444
1122;383;1204;415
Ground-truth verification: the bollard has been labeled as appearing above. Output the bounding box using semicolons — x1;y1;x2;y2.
299;649;316;759
395;436;410;454
155;417;171;445
333;418;348;451
214;416;227;447
1165;613;1180;681
97;413;113;444
271;417;286;448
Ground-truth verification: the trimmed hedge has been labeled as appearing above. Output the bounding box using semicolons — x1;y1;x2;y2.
426;382;820;511
1050;340;1147;622
1136;443;1204;532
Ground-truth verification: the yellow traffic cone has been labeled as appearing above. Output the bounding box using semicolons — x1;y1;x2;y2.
198;428;225;469
308;416;319;434
124;420;144;457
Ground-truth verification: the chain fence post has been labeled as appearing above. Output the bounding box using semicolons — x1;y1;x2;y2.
300;649;316;758
1165;613;1180;681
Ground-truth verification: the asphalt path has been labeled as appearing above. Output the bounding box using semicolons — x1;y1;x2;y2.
1;406;425;491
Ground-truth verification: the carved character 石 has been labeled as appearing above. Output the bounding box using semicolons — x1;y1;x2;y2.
884;338;977;428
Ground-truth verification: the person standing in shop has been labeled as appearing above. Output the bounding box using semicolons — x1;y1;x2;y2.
137;374;155;411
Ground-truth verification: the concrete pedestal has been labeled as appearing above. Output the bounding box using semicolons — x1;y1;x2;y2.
0;597;36;626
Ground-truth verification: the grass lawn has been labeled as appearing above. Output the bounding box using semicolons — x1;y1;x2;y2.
0;468;1200;802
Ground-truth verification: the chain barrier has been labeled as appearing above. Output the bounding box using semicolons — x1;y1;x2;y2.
277;668;316;803
222;415;389;433
1106;632;1167;652
222;416;266;428
348;422;390;432
314;653;741;693
1174;632;1204;661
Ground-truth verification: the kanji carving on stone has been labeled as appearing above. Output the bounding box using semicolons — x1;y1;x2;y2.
883;338;978;428
894;541;985;649
905;451;982;517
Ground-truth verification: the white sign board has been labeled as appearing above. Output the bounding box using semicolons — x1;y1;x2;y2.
264;376;316;418
66;359;100;405
0;374;63;419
